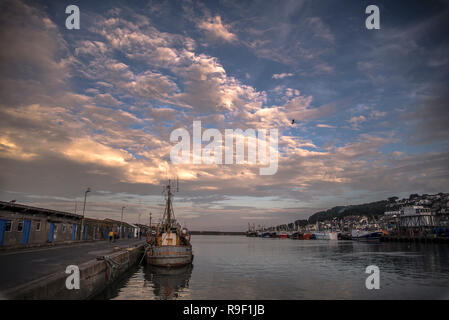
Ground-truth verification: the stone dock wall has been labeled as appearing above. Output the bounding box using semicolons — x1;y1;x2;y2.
4;243;145;300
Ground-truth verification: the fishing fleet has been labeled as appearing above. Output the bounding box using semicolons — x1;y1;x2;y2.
246;223;383;241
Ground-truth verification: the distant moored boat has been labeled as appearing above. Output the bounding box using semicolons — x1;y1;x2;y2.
351;229;382;242
313;231;338;240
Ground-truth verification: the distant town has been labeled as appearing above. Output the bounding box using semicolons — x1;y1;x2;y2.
247;192;449;240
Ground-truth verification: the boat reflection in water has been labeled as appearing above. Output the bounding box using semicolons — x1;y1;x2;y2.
143;264;193;300
94;262;193;300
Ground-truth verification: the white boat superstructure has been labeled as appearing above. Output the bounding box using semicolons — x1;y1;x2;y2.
313;231;338;240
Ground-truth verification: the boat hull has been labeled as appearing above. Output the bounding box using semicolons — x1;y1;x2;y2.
351;231;383;242
313;231;338;240
303;233;314;240
146;245;193;267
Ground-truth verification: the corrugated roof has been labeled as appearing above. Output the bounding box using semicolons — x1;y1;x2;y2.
0;201;83;220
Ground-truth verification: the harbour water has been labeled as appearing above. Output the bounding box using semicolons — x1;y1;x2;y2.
95;235;449;300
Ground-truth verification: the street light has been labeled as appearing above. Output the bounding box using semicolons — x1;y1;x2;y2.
80;187;91;240
138;213;142;239
120;206;126;239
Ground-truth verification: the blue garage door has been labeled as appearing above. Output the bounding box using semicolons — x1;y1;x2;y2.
48;223;55;242
21;220;31;244
72;224;77;240
0;219;6;246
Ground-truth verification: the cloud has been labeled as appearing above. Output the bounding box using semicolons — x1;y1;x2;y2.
0;0;74;107
121;70;179;104
404;93;449;144
93;93;121;107
370;110;387;119
305;17;335;43
316;124;336;128
197;16;237;43
312;62;334;74
348;115;367;129
272;73;294;79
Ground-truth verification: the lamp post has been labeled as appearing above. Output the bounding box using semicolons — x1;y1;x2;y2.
120;206;126;239
138;213;142;239
80;187;91;240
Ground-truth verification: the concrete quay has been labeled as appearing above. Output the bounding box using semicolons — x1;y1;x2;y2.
0;238;146;299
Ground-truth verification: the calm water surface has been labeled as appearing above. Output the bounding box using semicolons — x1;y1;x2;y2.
96;235;449;299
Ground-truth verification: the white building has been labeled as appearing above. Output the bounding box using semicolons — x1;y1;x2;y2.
384;210;401;217
399;206;434;228
402;206;432;216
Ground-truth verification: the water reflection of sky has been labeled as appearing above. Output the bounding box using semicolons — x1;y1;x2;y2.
100;236;449;300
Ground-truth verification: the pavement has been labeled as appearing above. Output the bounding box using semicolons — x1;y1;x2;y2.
0;239;145;292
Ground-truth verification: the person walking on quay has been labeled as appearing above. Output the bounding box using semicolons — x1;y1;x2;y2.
108;230;113;243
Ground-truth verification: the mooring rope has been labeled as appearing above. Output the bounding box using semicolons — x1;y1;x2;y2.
138;244;151;265
101;254;131;281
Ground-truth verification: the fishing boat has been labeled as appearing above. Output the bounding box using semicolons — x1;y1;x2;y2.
278;231;288;238
261;231;271;238
290;231;303;239
338;232;352;240
313;231;338;240
246;223;258;237
146;180;193;267
303;233;313;240
351;228;383;242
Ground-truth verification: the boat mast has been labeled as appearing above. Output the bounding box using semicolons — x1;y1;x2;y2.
167;182;171;227
163;177;178;231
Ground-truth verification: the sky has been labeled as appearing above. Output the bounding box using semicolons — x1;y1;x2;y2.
0;0;448;231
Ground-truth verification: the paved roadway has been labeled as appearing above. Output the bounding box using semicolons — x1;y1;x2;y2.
0;239;145;293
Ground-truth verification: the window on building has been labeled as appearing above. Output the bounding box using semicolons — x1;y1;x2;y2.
36;222;41;231
5;220;12;232
17;222;23;232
